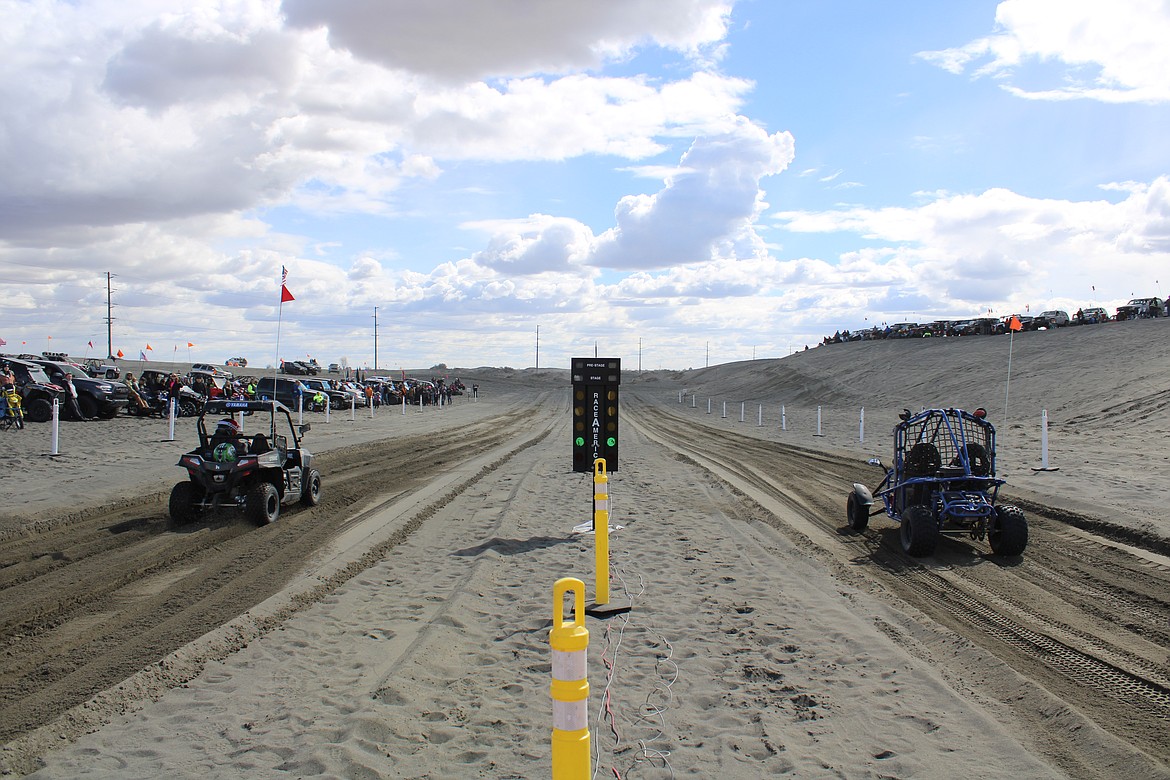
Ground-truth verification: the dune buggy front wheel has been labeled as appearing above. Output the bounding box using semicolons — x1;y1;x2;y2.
900;505;939;557
846;491;869;531
989;504;1028;556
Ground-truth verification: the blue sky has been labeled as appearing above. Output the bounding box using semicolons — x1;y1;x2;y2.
2;0;1168;370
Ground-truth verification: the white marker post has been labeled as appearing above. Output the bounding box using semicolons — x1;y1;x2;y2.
758;404;763;427
1032;408;1060;472
815;405;824;437
722;401;727;419
168;397;176;441
739;402;745;422
781;404;787;432
860;407;865;443
350;396;356;421
50;399;60;455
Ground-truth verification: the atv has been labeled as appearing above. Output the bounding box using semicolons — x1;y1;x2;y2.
846;407;1028;557
169;398;322;525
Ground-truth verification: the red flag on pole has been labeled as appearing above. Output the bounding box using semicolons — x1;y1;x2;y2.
88;340;94;348
281;284;295;302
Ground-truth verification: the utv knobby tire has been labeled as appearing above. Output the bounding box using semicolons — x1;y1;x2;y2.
900;504;939;557
990;504;1028;557
301;468;322;506
247;482;280;525
847;491;869;531
24;398;53;423
904;443;941;477
169;481;203;524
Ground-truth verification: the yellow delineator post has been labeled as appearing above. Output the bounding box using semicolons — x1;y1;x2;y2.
593;458;610;605
583;459;631;618
550;577;590;779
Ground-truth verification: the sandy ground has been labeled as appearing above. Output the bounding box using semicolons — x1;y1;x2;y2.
1;323;1168;778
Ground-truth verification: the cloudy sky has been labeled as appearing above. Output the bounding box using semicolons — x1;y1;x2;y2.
2;0;1169;371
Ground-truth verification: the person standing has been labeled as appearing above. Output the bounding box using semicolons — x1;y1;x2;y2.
63;372;89;420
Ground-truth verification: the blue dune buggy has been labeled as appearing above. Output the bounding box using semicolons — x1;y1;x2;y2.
846;407;1028;557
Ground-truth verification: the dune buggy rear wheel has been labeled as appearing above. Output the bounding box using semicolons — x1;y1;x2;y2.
846;491;869;531
900;504;939;557
247;482;280;525
989;504;1028;556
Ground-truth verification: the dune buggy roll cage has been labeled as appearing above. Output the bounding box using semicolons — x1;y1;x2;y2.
873;408;1005;522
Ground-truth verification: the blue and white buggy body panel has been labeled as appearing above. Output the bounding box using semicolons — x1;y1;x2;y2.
846;408;1028;557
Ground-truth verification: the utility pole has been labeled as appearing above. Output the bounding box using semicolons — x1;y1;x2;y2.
373;306;378;371
105;272;116;359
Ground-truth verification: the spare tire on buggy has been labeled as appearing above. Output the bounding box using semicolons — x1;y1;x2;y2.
845;408;1027;557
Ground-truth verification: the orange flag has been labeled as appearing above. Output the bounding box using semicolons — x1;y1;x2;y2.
187;342;195;348
1008;316;1022;332
146;344;153;350
116;349;124;358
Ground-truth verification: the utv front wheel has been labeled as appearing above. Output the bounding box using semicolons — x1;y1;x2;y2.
301;468;322;506
990;504;1028;557
900;505;939;557
247;482;280;525
169;481;203;524
25;398;52;423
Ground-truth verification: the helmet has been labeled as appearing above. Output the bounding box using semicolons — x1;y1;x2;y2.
213;442;238;463
216;418;241;436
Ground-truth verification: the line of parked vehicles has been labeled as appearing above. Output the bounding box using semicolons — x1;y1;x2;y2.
824;296;1166;343
0;351;465;428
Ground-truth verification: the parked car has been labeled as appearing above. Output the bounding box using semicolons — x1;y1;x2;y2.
327;363;341;374
1036;310;1070;328
29;359;129;419
192;363;233;379
1073;307;1109;324
1116;297;1163;320
83;359;121;380
255;376;311;409
1;357;61;422
225;356;248;367
299;377;352;410
280;360;309;376
1003;314;1036;331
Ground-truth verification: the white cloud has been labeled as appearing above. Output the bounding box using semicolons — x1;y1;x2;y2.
281;0;734;83
590;121;794;269
919;0;1170;102
773;177;1170;316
